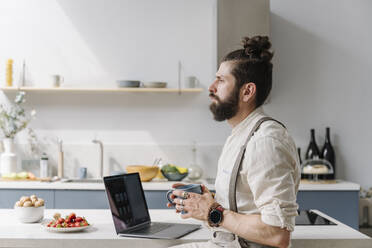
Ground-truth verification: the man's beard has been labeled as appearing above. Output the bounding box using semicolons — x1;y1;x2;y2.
209;87;240;121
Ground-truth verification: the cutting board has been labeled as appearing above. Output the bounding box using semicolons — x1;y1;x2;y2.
0;177;52;182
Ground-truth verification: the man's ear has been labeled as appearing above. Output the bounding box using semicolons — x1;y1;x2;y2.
241;82;256;102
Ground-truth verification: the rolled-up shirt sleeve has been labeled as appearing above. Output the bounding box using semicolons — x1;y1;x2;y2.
244;136;300;231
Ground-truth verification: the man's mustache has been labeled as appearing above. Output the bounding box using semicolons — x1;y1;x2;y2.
209;93;220;101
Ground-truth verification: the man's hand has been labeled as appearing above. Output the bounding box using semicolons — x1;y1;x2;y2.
169;184;215;221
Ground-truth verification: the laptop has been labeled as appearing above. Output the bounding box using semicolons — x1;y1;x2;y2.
103;173;201;239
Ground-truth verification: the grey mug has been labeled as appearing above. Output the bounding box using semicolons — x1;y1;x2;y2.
166;184;202;214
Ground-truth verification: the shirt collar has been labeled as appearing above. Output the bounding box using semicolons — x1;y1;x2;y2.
231;106;265;135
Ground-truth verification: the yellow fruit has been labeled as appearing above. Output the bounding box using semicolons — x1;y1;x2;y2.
176;166;188;174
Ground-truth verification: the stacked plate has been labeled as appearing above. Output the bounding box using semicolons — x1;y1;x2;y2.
116;80;140;88
143;82;167;88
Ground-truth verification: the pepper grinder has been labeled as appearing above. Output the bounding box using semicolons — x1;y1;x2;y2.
57;138;64;178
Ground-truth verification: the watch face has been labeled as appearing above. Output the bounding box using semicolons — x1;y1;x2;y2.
210;209;222;224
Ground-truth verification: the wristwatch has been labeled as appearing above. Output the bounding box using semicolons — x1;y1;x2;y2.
208;202;224;227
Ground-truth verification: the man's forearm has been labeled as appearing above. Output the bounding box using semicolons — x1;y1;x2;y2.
220;210;290;248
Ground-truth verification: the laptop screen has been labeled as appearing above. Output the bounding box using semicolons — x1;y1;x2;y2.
103;173;151;233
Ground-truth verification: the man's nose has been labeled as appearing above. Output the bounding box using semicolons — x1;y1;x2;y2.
209;80;217;93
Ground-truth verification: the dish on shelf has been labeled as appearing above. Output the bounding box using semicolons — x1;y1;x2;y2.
125;165;159;182
160;164;188;181
143;82;167;88
116;80;141;88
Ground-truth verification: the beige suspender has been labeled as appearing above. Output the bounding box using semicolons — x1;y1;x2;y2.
227;117;285;248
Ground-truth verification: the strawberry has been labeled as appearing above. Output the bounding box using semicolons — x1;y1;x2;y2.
75;217;83;222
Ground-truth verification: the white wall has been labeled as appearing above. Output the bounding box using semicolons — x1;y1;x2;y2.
0;0;229;178
267;0;372;189
7;0;369;189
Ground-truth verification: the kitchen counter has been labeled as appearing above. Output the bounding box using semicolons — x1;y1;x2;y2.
0;209;369;248
0;180;360;191
0;180;361;229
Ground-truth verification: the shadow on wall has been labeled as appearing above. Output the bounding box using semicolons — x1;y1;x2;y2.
268;12;371;182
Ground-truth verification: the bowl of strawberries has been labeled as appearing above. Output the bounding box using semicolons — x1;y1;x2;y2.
43;212;90;232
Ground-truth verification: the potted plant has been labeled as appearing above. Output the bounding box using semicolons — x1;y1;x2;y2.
0;91;36;176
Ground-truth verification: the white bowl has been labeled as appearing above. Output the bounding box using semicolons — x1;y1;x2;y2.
14;205;44;223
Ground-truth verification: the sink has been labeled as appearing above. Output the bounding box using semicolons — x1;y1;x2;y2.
61;178;103;183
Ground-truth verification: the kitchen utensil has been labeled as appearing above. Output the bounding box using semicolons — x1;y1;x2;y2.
143;82;167;88
116;80;141;88
152;158;162;166
57;138;64;178
125;165;159;182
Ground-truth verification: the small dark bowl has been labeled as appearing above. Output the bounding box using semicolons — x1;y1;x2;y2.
116;80;140;88
161;171;188;181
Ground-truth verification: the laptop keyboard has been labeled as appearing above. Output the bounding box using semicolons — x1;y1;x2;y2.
127;223;174;235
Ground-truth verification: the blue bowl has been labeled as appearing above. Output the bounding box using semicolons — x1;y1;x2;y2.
116;80;140;88
161;171;188;181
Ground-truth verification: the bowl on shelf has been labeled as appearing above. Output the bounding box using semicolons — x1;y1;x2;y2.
14;205;44;223
116;80;141;88
143;82;167;88
161;171;188;181
125;165;159;182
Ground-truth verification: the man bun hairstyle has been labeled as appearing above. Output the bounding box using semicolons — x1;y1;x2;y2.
222;36;274;108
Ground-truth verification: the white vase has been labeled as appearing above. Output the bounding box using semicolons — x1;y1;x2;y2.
1;138;17;175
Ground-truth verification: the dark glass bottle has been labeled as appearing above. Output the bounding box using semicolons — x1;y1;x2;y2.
298;147;305;179
303;129;320;180
297;147;302;165
305;129;320;159
321;127;335;179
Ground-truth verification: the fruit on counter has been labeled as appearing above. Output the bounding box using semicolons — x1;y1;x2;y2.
161;164;188;174
47;212;89;228
15;194;45;207
2;171;36;180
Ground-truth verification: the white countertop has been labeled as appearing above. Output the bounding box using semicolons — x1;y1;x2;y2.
0;209;369;248
0;180;360;191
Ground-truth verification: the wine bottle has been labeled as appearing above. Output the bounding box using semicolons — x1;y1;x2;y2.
305;129;320;159
321;127;335;179
297;147;302;165
303;129;320;180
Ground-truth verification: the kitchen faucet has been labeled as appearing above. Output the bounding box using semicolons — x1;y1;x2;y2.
92;139;104;178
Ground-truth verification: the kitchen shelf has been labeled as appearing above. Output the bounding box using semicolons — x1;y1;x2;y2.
0;87;203;93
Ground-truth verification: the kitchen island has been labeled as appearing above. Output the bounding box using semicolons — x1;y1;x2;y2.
0;180;361;229
0;209;369;248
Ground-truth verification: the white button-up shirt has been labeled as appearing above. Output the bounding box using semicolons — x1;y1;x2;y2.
214;107;300;232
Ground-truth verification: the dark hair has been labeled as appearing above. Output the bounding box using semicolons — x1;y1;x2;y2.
222;36;274;108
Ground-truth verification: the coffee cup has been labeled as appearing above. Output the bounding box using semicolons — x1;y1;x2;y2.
51;75;64;87
78;167;87;179
184;76;199;88
166;184;202;213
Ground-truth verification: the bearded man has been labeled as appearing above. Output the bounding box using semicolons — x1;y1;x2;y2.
169;36;300;248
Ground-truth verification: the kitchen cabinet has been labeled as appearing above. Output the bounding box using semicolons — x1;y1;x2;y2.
0;189;54;208
54;190;108;209
0;187;359;230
